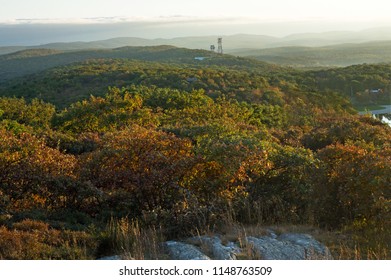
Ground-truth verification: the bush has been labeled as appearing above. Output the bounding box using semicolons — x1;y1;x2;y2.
80;126;196;217
0;221;97;260
311;143;391;229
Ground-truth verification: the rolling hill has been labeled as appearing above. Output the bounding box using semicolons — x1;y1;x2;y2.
230;41;391;67
3;32;391;70
2;27;391;55
0;46;287;108
0;45;281;83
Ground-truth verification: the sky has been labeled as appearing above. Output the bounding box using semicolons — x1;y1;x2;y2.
1;0;391;45
1;0;391;23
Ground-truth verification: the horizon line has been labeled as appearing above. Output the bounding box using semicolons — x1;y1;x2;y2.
1;15;391;25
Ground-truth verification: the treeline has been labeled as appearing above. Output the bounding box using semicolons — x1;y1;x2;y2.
235;41;391;68
0;83;390;258
2;57;390;111
300;64;391;105
0;46;278;82
0;58;346;110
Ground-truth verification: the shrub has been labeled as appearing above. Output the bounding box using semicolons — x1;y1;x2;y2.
80;125;196;216
311;143;391;229
0;221;97;260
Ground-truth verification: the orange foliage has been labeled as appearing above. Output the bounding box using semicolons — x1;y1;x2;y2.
0;129;77;211
313;143;391;228
80;125;196;214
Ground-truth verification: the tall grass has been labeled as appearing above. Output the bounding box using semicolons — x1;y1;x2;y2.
0;219;97;260
105;217;165;259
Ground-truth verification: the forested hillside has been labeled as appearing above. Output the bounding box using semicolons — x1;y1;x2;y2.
232;41;391;67
0;46;278;82
0;46;389;260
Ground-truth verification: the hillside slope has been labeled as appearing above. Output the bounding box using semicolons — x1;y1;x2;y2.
0;45;280;82
231;41;391;67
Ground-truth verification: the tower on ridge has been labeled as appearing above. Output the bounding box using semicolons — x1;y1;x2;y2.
217;37;223;55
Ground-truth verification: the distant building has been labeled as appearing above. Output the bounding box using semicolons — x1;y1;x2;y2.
369;89;383;94
186;77;198;83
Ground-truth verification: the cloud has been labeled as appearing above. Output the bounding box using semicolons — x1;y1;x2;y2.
1;15;284;26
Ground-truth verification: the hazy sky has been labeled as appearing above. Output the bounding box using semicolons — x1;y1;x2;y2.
1;0;391;23
1;0;391;45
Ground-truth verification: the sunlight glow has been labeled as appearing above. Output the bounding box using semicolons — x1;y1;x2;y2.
1;0;390;23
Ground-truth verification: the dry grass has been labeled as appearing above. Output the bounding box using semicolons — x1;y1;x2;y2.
0;219;97;260
195;220;390;260
1;212;388;260
106;217;165;260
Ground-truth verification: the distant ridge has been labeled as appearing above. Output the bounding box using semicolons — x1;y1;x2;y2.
0;45;279;82
2;27;391;55
230;40;391;67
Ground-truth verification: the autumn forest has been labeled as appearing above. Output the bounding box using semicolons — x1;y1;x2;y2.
0;46;390;259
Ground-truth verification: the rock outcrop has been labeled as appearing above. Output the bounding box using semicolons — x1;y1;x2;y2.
247;232;332;260
164;231;333;260
164;241;210;260
186;236;241;260
99;230;333;260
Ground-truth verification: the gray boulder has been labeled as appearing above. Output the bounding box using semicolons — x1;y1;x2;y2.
98;255;122;260
164;241;210;260
187;236;241;260
247;236;305;260
247;232;333;260
278;233;333;259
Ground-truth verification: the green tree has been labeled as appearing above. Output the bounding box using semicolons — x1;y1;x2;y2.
0;97;55;130
53;87;158;134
